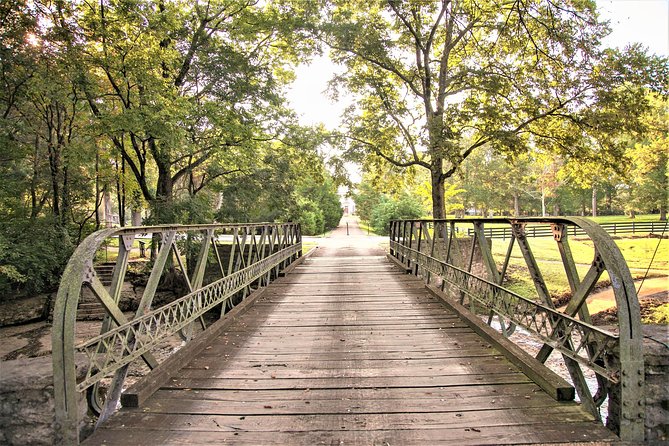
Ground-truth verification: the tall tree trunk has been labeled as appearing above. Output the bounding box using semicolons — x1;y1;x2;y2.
131;210;142;226
116;156;126;226
61;163;69;225
660;206;667;221
30;135;41;220
153;167;173;221
591;185;597;218
47;139;60;219
513;193;520;217
431;160;445;219
150;136;174;224
95;150;101;229
103;191;113;227
541;188;547;217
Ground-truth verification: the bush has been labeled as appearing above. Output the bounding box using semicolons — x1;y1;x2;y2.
0;219;74;300
370;194;423;235
291;198;325;236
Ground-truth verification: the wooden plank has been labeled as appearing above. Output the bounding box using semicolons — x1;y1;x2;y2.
84;421;618;445
153;382;543;402
162;372;532;390
175;359;522;379
98;406;599;433
120;286;269;408
277;246;316;277
190;349;499;362
138;391;575;416
387;252;413;273
426;284;576;402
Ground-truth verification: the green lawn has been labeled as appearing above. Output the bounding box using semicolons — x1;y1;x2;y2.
357;220;383;236
488;233;667;300
590;214;666;224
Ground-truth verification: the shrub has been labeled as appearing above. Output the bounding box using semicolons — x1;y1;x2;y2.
0;219;74;300
370;194;423;235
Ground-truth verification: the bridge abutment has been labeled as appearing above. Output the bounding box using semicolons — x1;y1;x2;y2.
0;355;89;445
642;325;669;443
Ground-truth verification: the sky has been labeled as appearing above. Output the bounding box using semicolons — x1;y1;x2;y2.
285;0;669;183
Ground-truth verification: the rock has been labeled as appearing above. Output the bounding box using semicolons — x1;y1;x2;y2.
0;355;89;445
0;295;52;327
643;325;669;443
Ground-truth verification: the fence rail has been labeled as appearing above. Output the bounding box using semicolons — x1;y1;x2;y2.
389;217;644;442
52;222;301;444
462;220;667;239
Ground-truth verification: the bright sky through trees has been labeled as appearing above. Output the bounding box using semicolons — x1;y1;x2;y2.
286;0;669;134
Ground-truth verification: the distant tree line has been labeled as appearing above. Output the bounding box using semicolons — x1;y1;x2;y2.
355;94;667;221
2;0;667;299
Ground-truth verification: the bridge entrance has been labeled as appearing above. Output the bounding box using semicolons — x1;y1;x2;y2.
77;219;616;445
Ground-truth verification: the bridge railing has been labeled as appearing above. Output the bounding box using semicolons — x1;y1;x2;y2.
389;218;644;442
52;222;301;444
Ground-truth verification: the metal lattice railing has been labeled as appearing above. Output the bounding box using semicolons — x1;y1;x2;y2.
52;223;301;445
389;218;644;442
392;242;619;380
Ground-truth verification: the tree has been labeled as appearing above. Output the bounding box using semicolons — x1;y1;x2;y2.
320;0;668;218
457;148;537;216
0;0;328;298
370;193;423;234
626;94;668;220
352;181;382;223
65;0;316;222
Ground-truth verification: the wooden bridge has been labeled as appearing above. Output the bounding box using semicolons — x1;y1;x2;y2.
52;218;645;444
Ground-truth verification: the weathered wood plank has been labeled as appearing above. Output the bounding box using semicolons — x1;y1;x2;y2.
85;422;618;445
98;406;599;433
162;372;532;391
426;284;576;402
139;391;577;416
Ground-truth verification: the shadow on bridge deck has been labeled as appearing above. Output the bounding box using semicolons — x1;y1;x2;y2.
82;218;618;445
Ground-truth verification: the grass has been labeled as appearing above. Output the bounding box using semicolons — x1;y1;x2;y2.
590;214;666;224
644;303;669;324
488;233;668;300
302;241;318;254
356;219;384;236
416;214;667;300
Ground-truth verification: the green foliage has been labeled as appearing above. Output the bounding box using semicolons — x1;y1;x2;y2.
321;0;668;218
288;177;343;236
0;219;74;299
352;182;381;223
625;94;668;218
643;303;669;325
369;194;423;235
292;197;325;236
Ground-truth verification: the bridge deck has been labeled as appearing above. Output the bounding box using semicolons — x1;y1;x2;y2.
83;224;618;445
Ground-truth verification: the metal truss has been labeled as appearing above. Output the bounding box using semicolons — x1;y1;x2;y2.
52;223;301;444
389;218;644;442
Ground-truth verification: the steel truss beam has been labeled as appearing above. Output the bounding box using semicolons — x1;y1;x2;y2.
389;217;644;442
52;223;301;445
